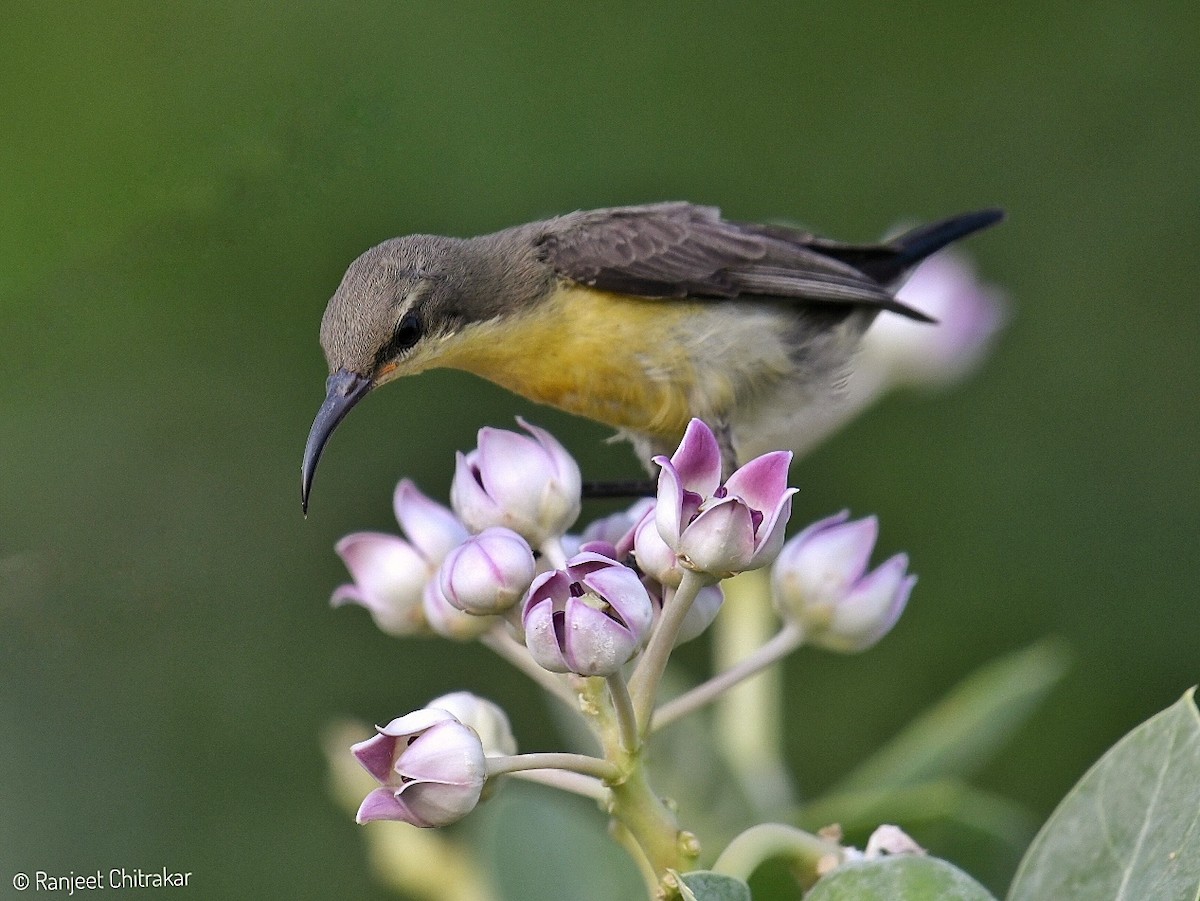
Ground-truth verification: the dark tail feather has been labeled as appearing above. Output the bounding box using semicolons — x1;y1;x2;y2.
824;208;1005;284
890;209;1005;267
871;208;1005;283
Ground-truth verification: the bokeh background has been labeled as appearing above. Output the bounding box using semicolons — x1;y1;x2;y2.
2;2;1197;898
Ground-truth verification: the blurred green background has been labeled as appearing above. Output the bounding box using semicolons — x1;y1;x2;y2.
2;2;1197;898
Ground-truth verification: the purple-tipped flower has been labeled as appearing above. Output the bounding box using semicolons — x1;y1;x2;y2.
439;527;537;616
771;511;916;652
864;250;1006;388
332;480;469;636
450;418;582;545
654;420;797;578
522;552;654;676
352;708;487;827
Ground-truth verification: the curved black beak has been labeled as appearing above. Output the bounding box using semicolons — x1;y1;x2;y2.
301;368;372;514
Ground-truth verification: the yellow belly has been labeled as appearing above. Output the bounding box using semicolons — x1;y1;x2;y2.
431;284;736;439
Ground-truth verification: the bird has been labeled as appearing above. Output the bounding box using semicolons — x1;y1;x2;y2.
302;202;1003;512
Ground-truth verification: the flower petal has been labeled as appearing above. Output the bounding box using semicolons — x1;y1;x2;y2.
579;563;654;638
396;720;487;786
516;417;582;495
522;596;569;673
351;732;400;783
333;532;428;617
653;457;687;547
723;451;793;512
670;419;722;496
678;499;757;575
450;450;503;532
394;479;468;564
560;596;640;676
827;553;914;650
356;787;418;824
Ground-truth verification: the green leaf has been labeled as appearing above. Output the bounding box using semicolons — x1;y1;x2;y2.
680;870;752;901
800;779;1036;853
479;783;643;901
832;641;1069;794
1007;688;1200;901
806;856;998;901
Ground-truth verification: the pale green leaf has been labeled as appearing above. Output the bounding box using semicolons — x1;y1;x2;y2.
680;871;752;901
806;856;997;900
833;641;1069;794
1007;688;1200;901
800;778;1036;853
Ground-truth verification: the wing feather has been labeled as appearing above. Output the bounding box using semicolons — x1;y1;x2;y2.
532;202;923;316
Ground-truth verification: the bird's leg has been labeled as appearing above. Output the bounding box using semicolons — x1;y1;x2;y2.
714;419;739;479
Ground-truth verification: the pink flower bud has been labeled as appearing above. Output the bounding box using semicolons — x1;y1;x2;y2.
450;418;581;544
439;527;536;615
352;708;487;827
865;250;1006;388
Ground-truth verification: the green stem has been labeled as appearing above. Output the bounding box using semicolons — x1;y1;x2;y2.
608;763;700;885
607;672;640;753
507;768;610;802
486;752;619;783
712;823;843;890
628;569;708;733
652;623;804;731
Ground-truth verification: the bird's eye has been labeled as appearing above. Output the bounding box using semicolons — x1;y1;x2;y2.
386;311;423;358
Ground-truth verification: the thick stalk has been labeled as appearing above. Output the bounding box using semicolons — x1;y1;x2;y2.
628;569;708;733
711;823;842;891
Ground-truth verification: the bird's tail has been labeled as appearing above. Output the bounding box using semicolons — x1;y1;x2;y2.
823;208;1005;285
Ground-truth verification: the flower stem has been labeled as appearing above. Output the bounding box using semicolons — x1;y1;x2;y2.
711;823;842;890
627;569;707;734
507;768;610;802
487;752;620;783
652;622;804;731
539;537;569;570
607;763;700;885
480;625;579;709
606;672;640;754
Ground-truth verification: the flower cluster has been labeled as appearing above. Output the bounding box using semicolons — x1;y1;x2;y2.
331;416;916;830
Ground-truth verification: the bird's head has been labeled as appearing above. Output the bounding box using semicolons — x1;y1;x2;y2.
303;235;470;512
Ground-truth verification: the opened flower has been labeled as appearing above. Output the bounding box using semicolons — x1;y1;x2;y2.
332;480;468;635
522;552;654;676
654;419;796;578
771;511;915;652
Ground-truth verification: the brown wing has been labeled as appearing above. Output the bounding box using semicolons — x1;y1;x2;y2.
532;201;926;317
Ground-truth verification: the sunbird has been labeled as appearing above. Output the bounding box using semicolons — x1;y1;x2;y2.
303;202;1002;511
